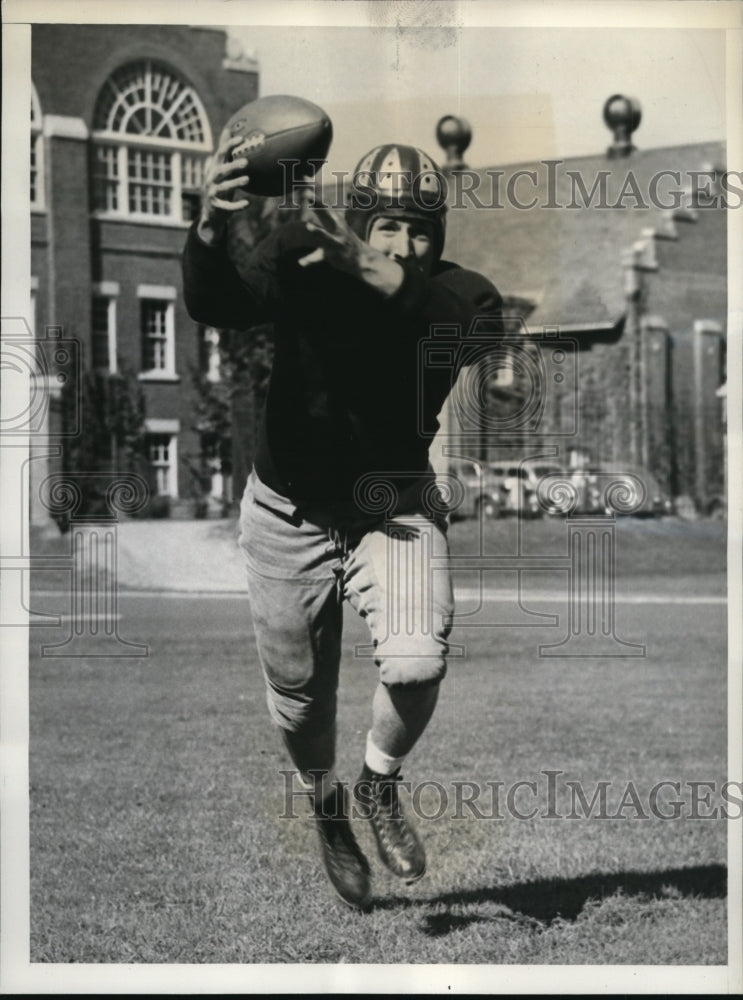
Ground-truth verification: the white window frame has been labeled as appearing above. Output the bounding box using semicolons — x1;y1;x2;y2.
145;425;179;498
91;60;212;226
31;85;45;212
92;281;119;373
137;285;178;381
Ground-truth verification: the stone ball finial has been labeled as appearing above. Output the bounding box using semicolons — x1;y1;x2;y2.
436;114;472;172
603;95;642;158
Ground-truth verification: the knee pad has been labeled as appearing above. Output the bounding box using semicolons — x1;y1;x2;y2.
378;652;447;687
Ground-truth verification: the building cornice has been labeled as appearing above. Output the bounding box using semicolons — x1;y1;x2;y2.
43;115;89;140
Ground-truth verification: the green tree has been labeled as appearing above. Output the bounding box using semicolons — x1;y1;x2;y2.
57;364;146;530
184;361;234;517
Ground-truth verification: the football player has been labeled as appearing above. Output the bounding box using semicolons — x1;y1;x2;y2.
183;133;502;910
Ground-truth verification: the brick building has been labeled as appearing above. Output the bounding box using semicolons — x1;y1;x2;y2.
30;24;259;519
436;106;727;513
29;31;726;520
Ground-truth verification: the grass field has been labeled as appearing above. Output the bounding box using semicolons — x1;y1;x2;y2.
27;514;729;967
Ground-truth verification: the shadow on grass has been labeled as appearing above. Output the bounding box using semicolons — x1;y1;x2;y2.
375;863;726;934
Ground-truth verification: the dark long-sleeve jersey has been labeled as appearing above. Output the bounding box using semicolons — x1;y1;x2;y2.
182;219;503;504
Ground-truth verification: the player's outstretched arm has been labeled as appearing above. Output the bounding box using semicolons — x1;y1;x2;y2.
184;128;277;329
299;206;405;297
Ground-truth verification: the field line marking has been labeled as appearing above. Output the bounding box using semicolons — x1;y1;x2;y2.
30;614;123;622
453;589;726;605
30;589;726;604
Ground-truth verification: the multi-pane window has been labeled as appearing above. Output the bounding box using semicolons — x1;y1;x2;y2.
31;85;44;210
141;299;173;373
128;149;172;215
147;434;177;496
92;146;120;212
91;60;211;223
91;295;116;371
181;154;205;221
96;61;207;143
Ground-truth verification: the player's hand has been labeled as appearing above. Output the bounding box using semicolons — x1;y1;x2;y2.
299;206;364;271
299;207;404;296
197;130;251;245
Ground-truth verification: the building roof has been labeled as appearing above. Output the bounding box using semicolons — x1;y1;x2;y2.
442;141;726;333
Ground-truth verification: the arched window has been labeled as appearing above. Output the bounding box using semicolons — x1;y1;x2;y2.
31;84;44;210
91;60;212;223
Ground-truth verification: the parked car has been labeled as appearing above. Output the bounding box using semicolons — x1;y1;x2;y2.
557;464;673;516
597;464;673;516
448;459;506;520
540;468;603;515
487;459;566;517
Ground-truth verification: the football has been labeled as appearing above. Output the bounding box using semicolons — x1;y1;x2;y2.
225;94;333;197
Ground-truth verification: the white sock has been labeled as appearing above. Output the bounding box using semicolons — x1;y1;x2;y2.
297;766;340;806
365;732;406;776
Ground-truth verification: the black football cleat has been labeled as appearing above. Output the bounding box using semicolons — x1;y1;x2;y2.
314;783;372;910
353;765;426;884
